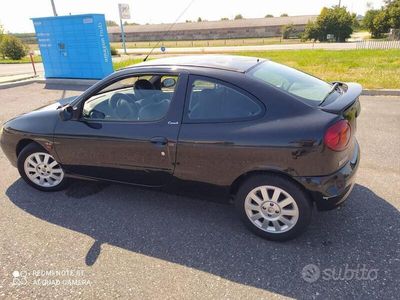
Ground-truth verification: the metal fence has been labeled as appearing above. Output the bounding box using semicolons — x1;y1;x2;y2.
356;40;400;49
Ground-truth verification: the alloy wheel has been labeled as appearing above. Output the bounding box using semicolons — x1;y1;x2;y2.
24;152;64;188
244;185;299;233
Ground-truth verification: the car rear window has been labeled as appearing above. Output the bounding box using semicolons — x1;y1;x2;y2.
187;78;263;122
248;61;333;105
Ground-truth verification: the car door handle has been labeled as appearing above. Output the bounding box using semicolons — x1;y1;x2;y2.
150;136;168;146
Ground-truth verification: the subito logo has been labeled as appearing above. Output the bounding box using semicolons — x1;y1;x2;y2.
301;264;321;283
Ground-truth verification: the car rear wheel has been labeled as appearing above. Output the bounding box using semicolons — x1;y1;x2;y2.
17;143;68;191
235;174;312;241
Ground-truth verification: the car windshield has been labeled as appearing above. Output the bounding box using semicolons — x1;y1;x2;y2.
248;61;334;105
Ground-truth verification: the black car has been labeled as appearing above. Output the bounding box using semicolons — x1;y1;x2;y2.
0;55;361;241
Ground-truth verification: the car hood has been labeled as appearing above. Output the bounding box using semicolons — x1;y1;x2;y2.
35;96;78;112
3;96;78;135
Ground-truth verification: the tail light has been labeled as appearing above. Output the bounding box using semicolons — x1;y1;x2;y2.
324;120;351;151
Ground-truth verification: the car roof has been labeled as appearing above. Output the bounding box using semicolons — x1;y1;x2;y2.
130;55;265;73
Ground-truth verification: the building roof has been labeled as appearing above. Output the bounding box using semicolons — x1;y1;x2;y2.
108;15;317;34
131;55;265;72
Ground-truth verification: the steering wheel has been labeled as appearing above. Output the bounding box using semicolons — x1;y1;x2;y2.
108;93;134;110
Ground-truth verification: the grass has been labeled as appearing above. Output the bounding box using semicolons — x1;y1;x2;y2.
113;49;400;89
113;58;144;70
239;49;400;89
0;56;42;64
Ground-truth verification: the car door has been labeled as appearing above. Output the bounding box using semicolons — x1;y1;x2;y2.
53;71;187;186
175;75;265;187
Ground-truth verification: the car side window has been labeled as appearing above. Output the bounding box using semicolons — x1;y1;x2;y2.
82;74;178;122
186;78;263;122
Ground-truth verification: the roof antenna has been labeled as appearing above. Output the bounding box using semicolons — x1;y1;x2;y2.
143;0;196;61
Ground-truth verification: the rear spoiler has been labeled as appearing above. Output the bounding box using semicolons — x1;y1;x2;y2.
320;82;362;114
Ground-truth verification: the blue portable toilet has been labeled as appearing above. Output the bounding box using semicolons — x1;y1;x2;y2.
31;14;113;79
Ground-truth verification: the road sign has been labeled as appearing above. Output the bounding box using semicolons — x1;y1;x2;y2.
118;3;131;19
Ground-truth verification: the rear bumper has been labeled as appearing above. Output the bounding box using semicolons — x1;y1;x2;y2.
295;140;360;211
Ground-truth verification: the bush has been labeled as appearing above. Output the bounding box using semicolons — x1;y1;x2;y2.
303;6;356;42
110;46;118;56
281;24;296;39
364;0;400;38
363;9;381;37
0;24;3;44
0;35;28;60
387;0;400;29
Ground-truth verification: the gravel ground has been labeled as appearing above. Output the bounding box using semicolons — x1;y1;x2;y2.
0;83;399;299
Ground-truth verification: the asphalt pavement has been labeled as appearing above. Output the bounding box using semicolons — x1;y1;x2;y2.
0;63;44;77
0;83;399;299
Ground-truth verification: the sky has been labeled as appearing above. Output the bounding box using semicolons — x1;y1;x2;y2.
1;0;385;33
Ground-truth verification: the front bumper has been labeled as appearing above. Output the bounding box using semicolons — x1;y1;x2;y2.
0;126;19;167
295;140;360;211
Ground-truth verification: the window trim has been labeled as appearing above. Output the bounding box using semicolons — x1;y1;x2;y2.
79;72;181;124
183;75;265;124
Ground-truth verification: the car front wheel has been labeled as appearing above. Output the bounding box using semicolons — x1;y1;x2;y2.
17;143;68;191
235;174;312;241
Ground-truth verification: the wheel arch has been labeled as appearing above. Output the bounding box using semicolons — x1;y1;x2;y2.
229;169;312;200
16;139;43;158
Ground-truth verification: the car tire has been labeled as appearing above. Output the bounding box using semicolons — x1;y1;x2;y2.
235;174;312;241
17;143;68;192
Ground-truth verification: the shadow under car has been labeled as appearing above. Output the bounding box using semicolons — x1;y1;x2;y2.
5;180;400;299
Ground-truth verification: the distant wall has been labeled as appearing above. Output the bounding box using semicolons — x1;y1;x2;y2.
108;25;307;42
22;21;309;45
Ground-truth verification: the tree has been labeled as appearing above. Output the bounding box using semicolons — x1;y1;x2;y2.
303;6;356;42
303;21;322;41
281;24;296;39
106;20;118;27
386;0;400;29
363;0;399;38
372;10;391;36
220;17;229;21
0;35;28;60
110;46;118;56
0;23;4;44
123;21;139;26
197;17;202;22
280;13;289;17
363;9;381;37
265;14;274;18
0;25;3;58
234;14;243;20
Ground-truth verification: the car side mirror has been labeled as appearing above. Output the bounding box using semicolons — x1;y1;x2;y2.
59;105;73;121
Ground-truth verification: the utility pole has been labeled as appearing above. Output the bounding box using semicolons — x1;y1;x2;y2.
50;0;58;16
120;19;127;55
338;0;341;7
